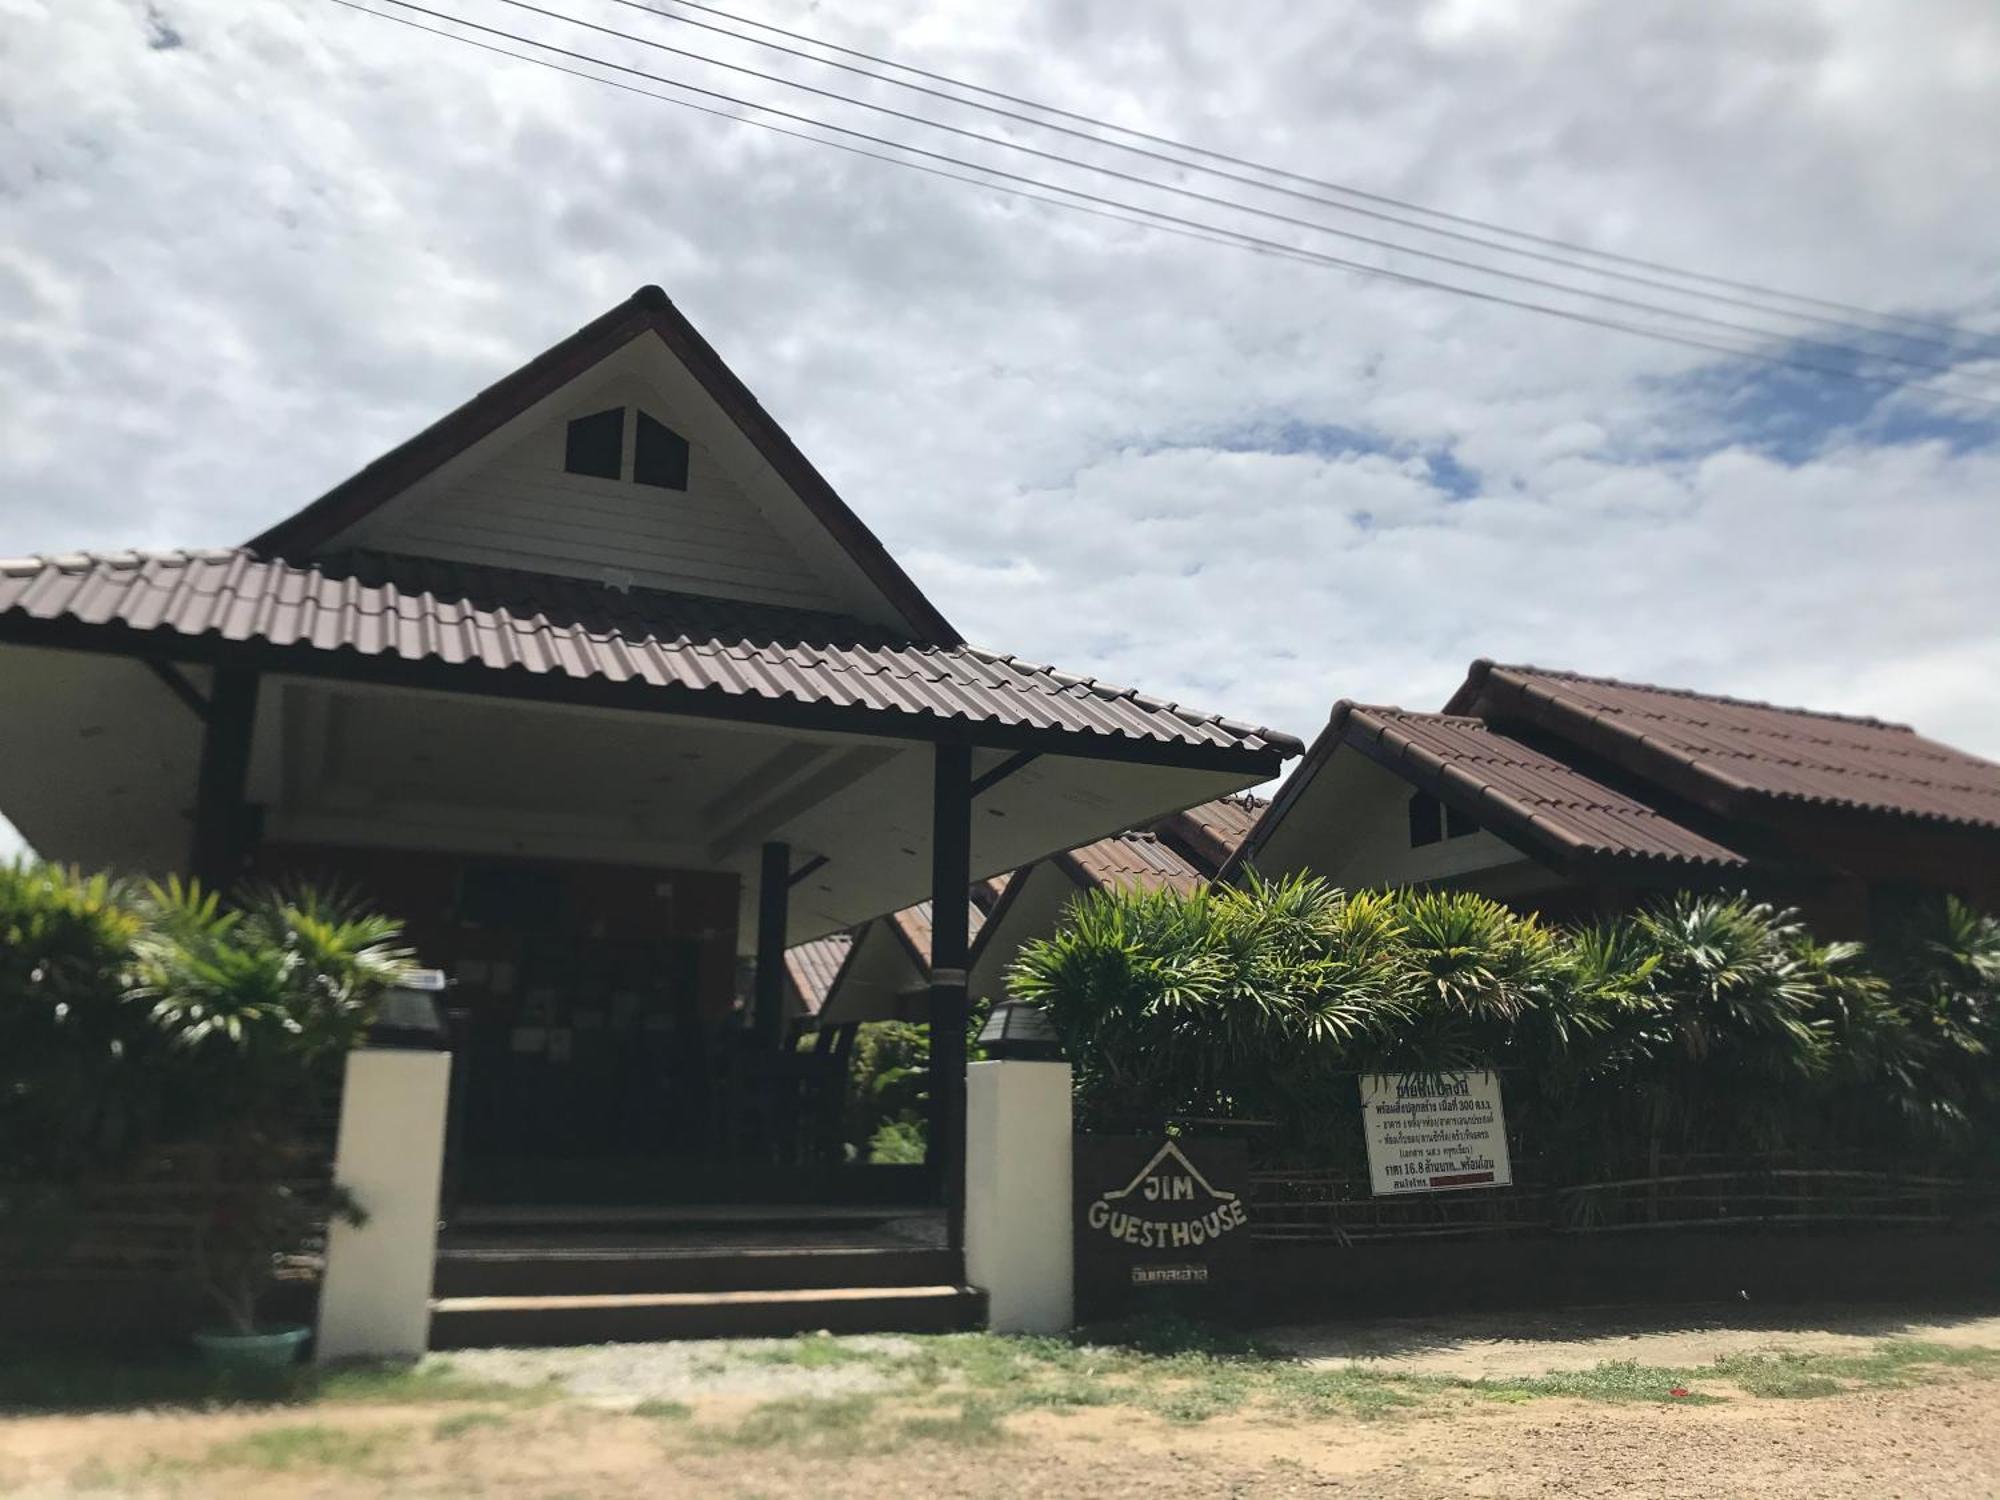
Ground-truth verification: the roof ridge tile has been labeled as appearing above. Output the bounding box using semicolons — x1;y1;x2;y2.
1488;660;1914;733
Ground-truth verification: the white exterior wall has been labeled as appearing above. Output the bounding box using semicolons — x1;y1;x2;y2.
967;863;1083;1005
965;1060;1074;1334
316;1048;452;1362
1251;750;1545;892
345;374;843;611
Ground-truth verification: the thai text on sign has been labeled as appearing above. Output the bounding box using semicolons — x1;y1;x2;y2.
1359;1070;1513;1195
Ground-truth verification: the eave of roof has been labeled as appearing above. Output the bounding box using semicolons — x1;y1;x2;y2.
243;285;961;646
1450;659;2000;834
0;549;1299;771
1225;699;1757;882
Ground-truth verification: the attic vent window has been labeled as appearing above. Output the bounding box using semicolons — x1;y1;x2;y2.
634;410;690;491
565;407;624;480
1408;792;1443;848
1409;791;1479;848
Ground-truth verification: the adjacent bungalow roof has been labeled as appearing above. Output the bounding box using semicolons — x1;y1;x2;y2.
889;896;995;969
1044;795;1268;896
784;933;853;1016
966;794;1268;991
1449;660;2000;834
0;548;1296;761
1290;701;1753;875
800;890;998;1026
1058;830;1209;894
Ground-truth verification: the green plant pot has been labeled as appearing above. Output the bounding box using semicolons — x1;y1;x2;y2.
192;1325;311;1371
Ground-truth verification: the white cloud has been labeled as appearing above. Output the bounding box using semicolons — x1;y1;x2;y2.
1;0;1998;870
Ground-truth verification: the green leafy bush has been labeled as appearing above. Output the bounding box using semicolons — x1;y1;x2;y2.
1;863;414;1331
0;863;153;1181
1008;874;2000;1173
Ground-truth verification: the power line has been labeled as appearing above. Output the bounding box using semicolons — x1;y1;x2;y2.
320;0;2000;411
323;0;1267;254
634;0;1991;354
466;0;1989;387
603;0;1984;364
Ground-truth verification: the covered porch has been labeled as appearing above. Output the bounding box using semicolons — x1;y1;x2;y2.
0;554;1293;1250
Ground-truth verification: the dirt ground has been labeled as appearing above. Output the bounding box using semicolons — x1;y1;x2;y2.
4;1305;1998;1498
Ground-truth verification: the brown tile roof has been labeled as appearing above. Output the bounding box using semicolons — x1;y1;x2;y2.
1451;661;2000;833
784;933;852;1015
889;898;991;967
1059;831;1209;893
0;550;1298;761
1157;793;1267;871
1334;703;1752;872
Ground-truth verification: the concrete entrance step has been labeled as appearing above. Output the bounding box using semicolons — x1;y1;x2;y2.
433;1246;959;1299
428;1283;986;1347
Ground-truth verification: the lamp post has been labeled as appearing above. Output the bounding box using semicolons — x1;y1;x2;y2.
976;998;1066;1062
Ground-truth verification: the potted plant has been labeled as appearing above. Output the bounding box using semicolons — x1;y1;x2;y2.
132;880;410;1368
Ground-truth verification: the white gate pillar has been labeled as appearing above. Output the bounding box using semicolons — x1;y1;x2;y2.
964;1058;1073;1334
315;1047;451;1362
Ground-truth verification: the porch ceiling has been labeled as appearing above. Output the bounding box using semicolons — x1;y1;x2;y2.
0;642;1266;952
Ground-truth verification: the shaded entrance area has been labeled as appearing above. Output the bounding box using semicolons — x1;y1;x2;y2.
0;287;1302;1341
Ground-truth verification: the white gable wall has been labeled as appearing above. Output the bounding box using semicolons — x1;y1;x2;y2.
1250;749;1550;894
331;336;910;624
967;861;1087;1006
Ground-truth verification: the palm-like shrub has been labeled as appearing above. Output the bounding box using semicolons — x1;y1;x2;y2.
1008;874;1412;1132
0;863;152;1183
1007;876;2000;1176
2;868;414;1335
129;879;413;1333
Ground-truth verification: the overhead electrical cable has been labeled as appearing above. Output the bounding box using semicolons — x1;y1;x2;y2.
632;0;1987;354
461;0;1987;386
600;0;1984;364
322;0;2000;411
324;0;1271;255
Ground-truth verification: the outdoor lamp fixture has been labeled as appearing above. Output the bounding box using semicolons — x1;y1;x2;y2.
367;969;451;1049
977;998;1066;1062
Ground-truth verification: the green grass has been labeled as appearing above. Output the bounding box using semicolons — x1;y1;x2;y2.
897;1395;1011;1446
714;1393;886;1456
697;1322;2000;1453
632;1398;693;1420
1479;1360;1724;1405
746;1335;883;1370
0;1350;548;1416
1266;1365;1434;1420
200;1422;406;1474
431;1408;510;1439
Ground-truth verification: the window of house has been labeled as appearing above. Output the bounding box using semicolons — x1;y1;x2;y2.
1408;792;1443;847
1410;791;1480;847
634;411;690;491
564;407;625;480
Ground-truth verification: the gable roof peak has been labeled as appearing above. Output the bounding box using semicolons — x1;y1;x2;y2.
242;285;961;644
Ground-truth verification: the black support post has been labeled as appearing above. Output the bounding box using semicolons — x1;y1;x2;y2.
754;840;791;1047
189;667;259;893
927;739;973;1256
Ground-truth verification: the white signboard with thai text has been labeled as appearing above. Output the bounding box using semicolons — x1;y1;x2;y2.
1359;1070;1513;1195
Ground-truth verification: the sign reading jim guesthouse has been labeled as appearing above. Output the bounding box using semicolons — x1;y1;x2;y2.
1073;1135;1250;1316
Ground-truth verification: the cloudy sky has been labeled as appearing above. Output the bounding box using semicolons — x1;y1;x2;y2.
4;0;1998;858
